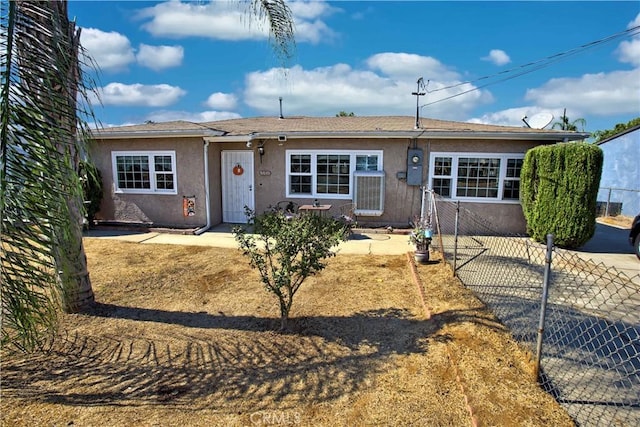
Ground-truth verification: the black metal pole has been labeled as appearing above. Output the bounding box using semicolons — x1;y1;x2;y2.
453;201;460;276
412;78;425;129
534;234;554;381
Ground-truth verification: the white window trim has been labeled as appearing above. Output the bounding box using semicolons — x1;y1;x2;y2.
428;152;524;204
286;150;383;199
111;151;178;195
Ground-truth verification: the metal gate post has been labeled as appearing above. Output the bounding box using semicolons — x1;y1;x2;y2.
453;201;460;275
534;234;554;381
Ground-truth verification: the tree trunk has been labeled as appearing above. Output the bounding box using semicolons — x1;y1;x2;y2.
62;195;95;312
279;296;292;331
56;1;94;312
17;0;95;312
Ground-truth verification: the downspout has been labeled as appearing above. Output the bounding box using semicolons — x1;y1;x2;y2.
194;140;211;235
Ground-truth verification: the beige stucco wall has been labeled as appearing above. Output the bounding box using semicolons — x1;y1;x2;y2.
92;137;208;228
246;137;545;233
92;135;549;234
426;138;546;234
246;137;421;227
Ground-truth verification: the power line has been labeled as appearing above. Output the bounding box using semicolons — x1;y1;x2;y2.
421;24;640;108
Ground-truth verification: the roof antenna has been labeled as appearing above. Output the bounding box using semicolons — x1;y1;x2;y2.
279;97;284;119
412;77;426;129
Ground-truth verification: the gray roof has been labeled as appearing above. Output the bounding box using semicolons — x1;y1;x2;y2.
92;120;222;137
93;116;589;141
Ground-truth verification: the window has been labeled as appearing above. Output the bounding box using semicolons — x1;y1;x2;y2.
317;154;350;195
356;154;380;171
289;154;312;194
286;150;382;198
503;158;523;200
112;151;177;194
432;157;452;197
429;153;524;202
456;157;500;198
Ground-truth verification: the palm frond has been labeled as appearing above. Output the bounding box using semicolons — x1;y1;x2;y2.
253;0;296;61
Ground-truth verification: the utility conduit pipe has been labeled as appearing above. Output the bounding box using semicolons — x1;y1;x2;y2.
194;140;211;235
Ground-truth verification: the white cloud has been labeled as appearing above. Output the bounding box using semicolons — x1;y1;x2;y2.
93;83;186;107
137;0;336;44
524;69;640;116
136;44;184;71
288;1;336;20
144;110;241;123
476;18;640;129
617;38;640;66
482;49;511;66
80;28;135;71
243;53;492;119
138;1;264;41
288;0;339;43
469;107;557;128
616;13;640;66
294;19;335;44
205;92;238;110
351;7;373;21
366;53;460;80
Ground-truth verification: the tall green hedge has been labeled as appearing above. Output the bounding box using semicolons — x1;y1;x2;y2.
520;142;603;248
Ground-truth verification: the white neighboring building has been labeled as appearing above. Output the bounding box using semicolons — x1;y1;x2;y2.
597;125;640;216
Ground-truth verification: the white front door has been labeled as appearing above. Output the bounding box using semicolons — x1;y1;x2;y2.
221;150;255;223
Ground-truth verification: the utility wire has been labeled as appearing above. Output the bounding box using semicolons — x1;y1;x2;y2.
421;24;640;107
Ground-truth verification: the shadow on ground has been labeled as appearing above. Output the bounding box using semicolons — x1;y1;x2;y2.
1;303;504;411
579;223;633;255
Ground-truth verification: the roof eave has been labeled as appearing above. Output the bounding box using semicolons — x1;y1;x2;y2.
92;129;224;140
208;130;590;142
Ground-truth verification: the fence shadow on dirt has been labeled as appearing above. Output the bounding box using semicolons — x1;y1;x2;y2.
429;193;640;427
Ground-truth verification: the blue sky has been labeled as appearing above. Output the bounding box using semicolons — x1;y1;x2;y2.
70;1;640;133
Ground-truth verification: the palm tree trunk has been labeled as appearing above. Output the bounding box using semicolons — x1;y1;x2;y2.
52;0;95;312
16;0;94;312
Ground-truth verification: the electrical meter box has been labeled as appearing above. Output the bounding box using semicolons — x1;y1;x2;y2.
406;148;423;186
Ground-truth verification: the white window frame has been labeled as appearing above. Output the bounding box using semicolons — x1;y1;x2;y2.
503;158;524;201
428;152;524;203
285;150;383;199
111;151;178;195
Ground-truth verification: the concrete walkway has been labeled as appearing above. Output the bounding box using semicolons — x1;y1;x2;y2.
84;221;639;274
84;224;413;256
575;222;639;279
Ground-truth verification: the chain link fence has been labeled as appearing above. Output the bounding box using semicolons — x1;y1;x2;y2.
596;187;640;217
428;192;640;427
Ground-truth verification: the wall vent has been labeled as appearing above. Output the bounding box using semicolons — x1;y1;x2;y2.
353;171;385;216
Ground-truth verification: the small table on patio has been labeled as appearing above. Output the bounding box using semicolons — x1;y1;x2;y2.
299;204;332;216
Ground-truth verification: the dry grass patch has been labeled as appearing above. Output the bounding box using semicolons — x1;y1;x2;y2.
597;215;634;229
0;238;573;426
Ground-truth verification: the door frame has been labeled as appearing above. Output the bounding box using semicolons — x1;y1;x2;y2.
221;150;255;223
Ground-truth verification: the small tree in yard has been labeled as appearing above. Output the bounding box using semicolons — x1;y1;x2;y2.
233;209;346;330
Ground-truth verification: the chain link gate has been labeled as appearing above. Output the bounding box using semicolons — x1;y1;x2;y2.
427;193;640;426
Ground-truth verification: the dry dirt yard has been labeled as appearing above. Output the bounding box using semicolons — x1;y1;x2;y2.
0;238;574;426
